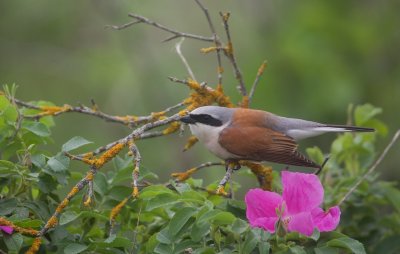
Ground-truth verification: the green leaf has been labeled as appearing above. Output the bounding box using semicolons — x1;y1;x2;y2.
23;121;51;137
314;246;339;254
242;230;258;254
3;233;23;252
0;198;17;215
211;211;236;226
374;234;400;254
14;219;42;228
168;207;197;237
107;185;132;201
191;221;210;242
289;246;306;254
156;227;173;244
62;136;92;152
47;153;70;172
140;185;175;199
59;211;79;225
354;104;382;126
380;182;400;213
64;243;88;254
0;95;18;122
146;193;179;211
327;237;366;254
154;243;173;254
231;218;249;235
93;172;108;196
306;146;324;164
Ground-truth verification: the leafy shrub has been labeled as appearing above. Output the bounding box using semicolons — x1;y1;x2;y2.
1;84;399;254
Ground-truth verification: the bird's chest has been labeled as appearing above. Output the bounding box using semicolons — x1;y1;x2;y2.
189;123;236;159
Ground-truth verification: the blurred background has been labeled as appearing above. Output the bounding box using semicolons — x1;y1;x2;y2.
0;0;399;192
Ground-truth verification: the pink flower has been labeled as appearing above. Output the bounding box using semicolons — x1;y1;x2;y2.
245;171;340;236
0;225;13;234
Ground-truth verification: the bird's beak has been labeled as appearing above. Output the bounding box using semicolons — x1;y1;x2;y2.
180;115;196;124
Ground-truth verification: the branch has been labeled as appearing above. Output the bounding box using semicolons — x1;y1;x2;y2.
14;98;184;128
337;129;400;206
248;60;267;106
175;38;196;80
219;12;246;97
112;13;215;42
194;0;224;86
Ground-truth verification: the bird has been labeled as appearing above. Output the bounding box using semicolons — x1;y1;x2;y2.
180;105;374;171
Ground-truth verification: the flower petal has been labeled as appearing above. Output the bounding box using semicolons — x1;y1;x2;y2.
0;225;13;234
311;206;341;231
287;212;314;236
251;217;279;233
282;171;323;214
245;188;283;226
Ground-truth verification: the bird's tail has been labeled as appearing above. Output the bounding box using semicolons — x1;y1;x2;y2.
314;124;375;133
287;124;374;140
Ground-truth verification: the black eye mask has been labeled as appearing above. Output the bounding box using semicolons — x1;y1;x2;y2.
189;114;223;127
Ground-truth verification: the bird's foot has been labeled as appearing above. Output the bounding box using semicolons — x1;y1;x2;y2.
225;160;241;171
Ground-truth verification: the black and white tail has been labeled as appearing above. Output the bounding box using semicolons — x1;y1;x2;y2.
287;124;374;141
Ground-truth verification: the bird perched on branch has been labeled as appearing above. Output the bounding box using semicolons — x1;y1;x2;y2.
180;106;374;174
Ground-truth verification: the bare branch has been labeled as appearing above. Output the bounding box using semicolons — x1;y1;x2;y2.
219;12;246;96
337;129;400;206
124;13;214;42
175;38;196;80
248;60;267;106
194;0;224;85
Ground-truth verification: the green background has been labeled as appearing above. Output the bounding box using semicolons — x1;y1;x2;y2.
0;0;399;189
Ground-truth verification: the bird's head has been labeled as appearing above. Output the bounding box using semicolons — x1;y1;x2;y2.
180;106;234;127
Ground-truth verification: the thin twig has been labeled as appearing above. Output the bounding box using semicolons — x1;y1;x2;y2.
219;12;246;96
125;13;214;42
337;129;400;206
175;38;196;81
14;98;184;128
194;0;224;85
248;60;267;106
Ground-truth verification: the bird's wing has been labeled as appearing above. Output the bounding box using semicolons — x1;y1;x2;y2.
219;126;320;168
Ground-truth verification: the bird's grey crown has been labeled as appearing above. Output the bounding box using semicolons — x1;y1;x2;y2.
190;106;235;125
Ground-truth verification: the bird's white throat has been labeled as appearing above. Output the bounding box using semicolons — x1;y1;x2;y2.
188;123;236;159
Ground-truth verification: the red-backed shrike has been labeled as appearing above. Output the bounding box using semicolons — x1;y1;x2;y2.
181;106;374;170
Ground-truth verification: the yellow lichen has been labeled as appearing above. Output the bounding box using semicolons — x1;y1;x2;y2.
200;46;218;54
240;95;249;108
183;136;198;151
84;143;125;168
151;111;166;120
132;186;139;198
115;115;139;123
67;186;80;199
171;167;198;181
25;237;42;254
162;122;181;135
225;42;233;55
85;172;94;181
110;197;129;224
258;61;267;76
55;198;69;213
46;216;58;229
240;161;273;191
0;217;39;236
215;185;228;196
83;196;92;207
39;104;72;116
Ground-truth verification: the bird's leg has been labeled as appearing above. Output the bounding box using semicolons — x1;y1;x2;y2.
314;156;330;175
215;160;240;196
